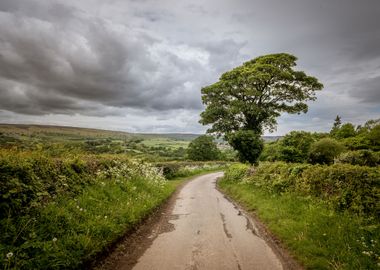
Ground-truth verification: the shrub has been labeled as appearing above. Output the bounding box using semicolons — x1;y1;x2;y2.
278;131;315;163
0;152;169;269
223;163;250;182
298;164;379;216
238;162;379;218
308;138;345;164
335;150;380;167
259;141;281;162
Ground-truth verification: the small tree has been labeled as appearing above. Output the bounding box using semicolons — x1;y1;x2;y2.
186;135;221;161
333;123;356;139
200;53;323;164
308;138;345;164
278;131;315;163
330;115;342;136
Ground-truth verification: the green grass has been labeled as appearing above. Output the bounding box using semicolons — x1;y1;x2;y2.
1;153;223;270
218;180;380;270
141;137;189;149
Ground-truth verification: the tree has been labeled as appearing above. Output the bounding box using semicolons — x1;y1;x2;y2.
227;130;263;164
308;138;345;164
200;53;323;163
278;131;315;163
330;115;342;136
333;123;356;139
186;135;221;161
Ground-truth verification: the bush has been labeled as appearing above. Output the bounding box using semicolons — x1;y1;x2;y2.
223;163;250;182
308;138;345;164
236;162;380;218
0;152;170;269
278;131;315;163
335;150;380;167
259;141;281;162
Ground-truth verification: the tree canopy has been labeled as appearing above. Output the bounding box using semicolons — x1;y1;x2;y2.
186;135;220;161
199;53;323;163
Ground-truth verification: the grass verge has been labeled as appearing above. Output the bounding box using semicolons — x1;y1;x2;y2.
218;180;380;269
1;155;223;270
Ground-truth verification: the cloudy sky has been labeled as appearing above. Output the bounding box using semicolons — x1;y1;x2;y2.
0;0;379;135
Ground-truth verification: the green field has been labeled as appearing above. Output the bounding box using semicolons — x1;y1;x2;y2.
0;124;199;160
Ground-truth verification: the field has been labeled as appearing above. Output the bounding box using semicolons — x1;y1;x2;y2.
0;124;199;161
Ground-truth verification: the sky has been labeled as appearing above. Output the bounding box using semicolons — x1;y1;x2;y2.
0;0;379;135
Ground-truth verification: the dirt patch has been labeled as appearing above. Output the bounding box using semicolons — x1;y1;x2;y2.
90;179;192;270
216;180;304;270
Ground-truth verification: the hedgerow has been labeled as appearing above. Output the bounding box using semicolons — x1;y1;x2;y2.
226;162;380;218
0;151;170;269
220;162;380;269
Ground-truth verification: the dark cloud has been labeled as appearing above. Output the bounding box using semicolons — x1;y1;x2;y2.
0;0;379;133
350;76;380;104
0;0;234;116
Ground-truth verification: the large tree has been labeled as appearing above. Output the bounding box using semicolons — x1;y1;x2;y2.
200;53;323;163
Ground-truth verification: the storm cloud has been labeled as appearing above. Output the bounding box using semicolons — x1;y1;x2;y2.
0;0;379;133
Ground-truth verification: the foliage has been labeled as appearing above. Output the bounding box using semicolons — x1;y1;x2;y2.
200;53;323;135
332;123;356;139
0;124;194;161
222;163;250;182
154;161;228;179
0;152;173;269
226;162;380;218
308;138;345;164
199;53;323;164
335;150;380;167
219;179;380;269
367;124;380;151
277;131;315;163
220;162;380;268
227;130;264;164
260;119;380;165
259;141;281;161
186;135;221;161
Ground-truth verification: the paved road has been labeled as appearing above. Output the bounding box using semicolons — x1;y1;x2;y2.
132;172;283;270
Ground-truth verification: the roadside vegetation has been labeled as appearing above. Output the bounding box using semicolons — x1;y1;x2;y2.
0;126;228;269
218;118;380;269
199;54;379;269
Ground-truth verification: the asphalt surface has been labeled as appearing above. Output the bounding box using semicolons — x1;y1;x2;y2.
132;172;283;270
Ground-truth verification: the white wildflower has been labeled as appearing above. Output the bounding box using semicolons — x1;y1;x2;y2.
6;252;13;259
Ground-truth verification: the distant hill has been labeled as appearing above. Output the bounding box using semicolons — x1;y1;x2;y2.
0;124;199;142
262;136;282;142
0;124;281;143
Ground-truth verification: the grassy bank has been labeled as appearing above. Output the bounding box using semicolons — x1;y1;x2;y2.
0;151;224;269
219;163;380;269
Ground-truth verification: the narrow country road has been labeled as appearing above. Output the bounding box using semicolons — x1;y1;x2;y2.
131;172;283;270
